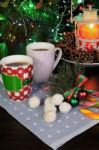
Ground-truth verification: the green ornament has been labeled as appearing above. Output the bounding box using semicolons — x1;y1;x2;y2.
0;42;8;59
70;98;79;106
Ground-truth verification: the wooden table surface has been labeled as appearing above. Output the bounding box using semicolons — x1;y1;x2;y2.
0;106;99;150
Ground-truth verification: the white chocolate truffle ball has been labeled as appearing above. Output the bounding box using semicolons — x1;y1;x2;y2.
59;102;72;113
51;94;64;106
44;97;52;106
44;103;57;112
28;96;40;108
44;111;57;123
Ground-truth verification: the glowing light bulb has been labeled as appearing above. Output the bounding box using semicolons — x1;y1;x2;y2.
49;2;52;5
89;24;94;29
57;16;59;19
78;0;83;4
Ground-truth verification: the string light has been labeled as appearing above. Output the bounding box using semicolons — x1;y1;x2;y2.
49;2;52;6
0;0;80;45
78;0;83;4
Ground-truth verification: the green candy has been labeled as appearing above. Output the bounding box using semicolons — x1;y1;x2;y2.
70;98;79;106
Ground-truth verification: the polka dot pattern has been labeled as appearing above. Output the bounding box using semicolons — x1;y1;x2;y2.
26;117;31;121
73;121;78;124
33;122;37;126
66;116;69;119
40;128;44;132
49;124;53;128
56;130;61;134
35;113;38;117
48;135;52;138
14;107;18;110
65;125;70;128
28;108;32;112
0;83;98;150
57;119;62;123
20;112;24;115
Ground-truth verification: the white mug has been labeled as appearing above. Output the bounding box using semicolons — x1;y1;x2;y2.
26;42;62;83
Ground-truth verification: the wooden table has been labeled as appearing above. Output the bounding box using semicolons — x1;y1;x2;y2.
0;106;99;150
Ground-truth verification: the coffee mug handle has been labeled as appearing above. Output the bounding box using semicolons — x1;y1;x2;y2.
53;48;62;70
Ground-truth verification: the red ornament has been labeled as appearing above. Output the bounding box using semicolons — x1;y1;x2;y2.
78;91;87;100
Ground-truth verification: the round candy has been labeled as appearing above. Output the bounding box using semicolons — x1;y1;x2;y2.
44;111;57;123
44;103;57;112
51;94;64;106
59;102;72;113
70;98;79;106
28;96;40;108
44;97;52;106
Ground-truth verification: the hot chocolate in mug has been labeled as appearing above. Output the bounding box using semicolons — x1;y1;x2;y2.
0;55;33;101
26;42;62;83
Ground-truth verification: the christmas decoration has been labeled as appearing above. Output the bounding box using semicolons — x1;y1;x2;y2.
74;6;99;52
70;98;79;106
28;96;40;108
63;74;94;106
0;0;60;54
78;90;87;99
0;0;88;55
49;59;85;96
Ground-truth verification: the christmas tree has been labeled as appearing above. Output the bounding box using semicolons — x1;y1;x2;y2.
0;0;59;56
0;0;98;58
0;0;84;56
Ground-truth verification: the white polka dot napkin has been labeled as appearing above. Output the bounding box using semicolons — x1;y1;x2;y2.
0;83;99;150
